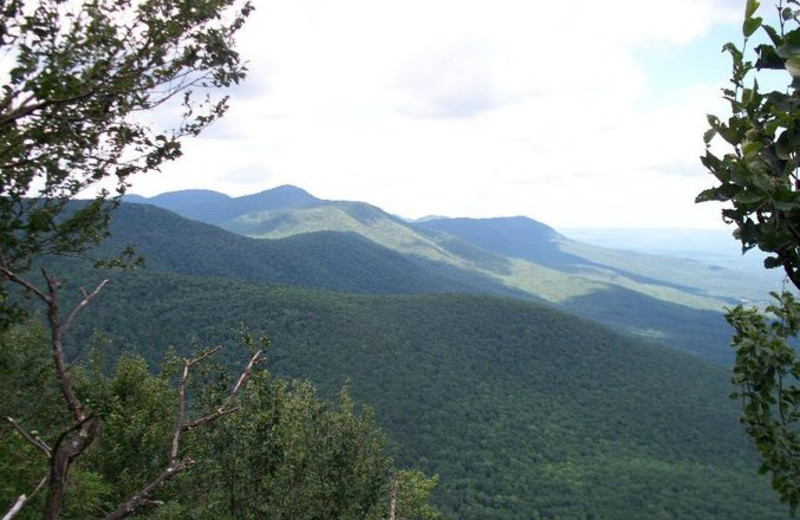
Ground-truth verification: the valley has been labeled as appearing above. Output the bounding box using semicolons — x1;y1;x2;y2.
36;185;789;518
128;186;773;363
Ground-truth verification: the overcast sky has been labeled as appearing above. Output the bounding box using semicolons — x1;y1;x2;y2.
130;0;751;229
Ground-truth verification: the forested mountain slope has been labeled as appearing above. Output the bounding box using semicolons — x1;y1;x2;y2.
101;204;529;297
132;185;766;305
415;216;764;304
125;190;748;362
56;266;785;520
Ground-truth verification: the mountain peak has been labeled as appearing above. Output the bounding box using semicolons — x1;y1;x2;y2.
128;185;321;224
236;185;319;209
266;184;313;196
419;215;561;240
145;189;231;210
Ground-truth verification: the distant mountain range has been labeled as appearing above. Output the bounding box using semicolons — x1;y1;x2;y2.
124;185;774;363
38;186;788;519
562;227;782;277
43;186;785;519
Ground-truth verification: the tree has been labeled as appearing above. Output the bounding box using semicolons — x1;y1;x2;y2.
175;377;394;520
388;470;443;520
698;0;800;513
1;323;443;520
1;316;262;520
0;0;252;324
0;0;253;517
0;2;444;518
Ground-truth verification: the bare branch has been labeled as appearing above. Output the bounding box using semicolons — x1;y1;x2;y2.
101;458;195;520
116;347;262;518
181;404;240;432
0;264;50;304
387;474;398;520
5;417;51;458
2;475;47;520
170;345;225;461
84;344;261;520
187;345;222;367
41;272;85;424
45;416;100;520
181;349;262;432
226;350;263;406
3;495;27;520
170;360;191;463
61;279;109;335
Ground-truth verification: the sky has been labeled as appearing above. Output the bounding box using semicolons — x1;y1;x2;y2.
129;0;754;229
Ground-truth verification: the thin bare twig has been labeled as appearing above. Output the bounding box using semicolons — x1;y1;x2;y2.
61;279;108;335
181;404;241;432
181;349;262;432
0;265;50;303
5;417;51;457
187;345;223;367
100;457;195;520
2;475;47;520
108;347;262;520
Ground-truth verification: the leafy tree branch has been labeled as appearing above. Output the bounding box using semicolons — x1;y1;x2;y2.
699;0;800;512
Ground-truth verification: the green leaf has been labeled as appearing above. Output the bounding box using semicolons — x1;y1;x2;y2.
696;187;736;203
703;128;717;144
775;128;800;159
742;140;763;156
763;24;782;46
744;16;763;38
745;0;761;19
774;200;799;211
735;191;765;204
777;29;800;58
756;44;785;70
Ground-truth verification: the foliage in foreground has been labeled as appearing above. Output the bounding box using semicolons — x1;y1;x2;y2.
0;0;258;517
0;322;441;519
0;0;253;328
698;0;800;513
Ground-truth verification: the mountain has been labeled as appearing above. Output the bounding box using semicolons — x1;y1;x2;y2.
415;216;767;304
128;186;766;363
97;204;522;297
147;188;231;214
56;267;785;520
30;194;785;519
157;185;319;224
561;227;781;277
415;216;569;266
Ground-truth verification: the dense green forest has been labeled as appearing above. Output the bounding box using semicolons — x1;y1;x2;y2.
4;201;788;518
41;260;784;519
1;322;438;520
4;0;793;516
107;202;737;363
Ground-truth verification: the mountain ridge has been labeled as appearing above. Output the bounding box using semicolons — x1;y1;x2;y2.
55;265;784;520
42;191;788;518
125;185;767;362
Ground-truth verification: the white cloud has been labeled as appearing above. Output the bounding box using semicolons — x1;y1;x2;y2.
131;0;748;228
